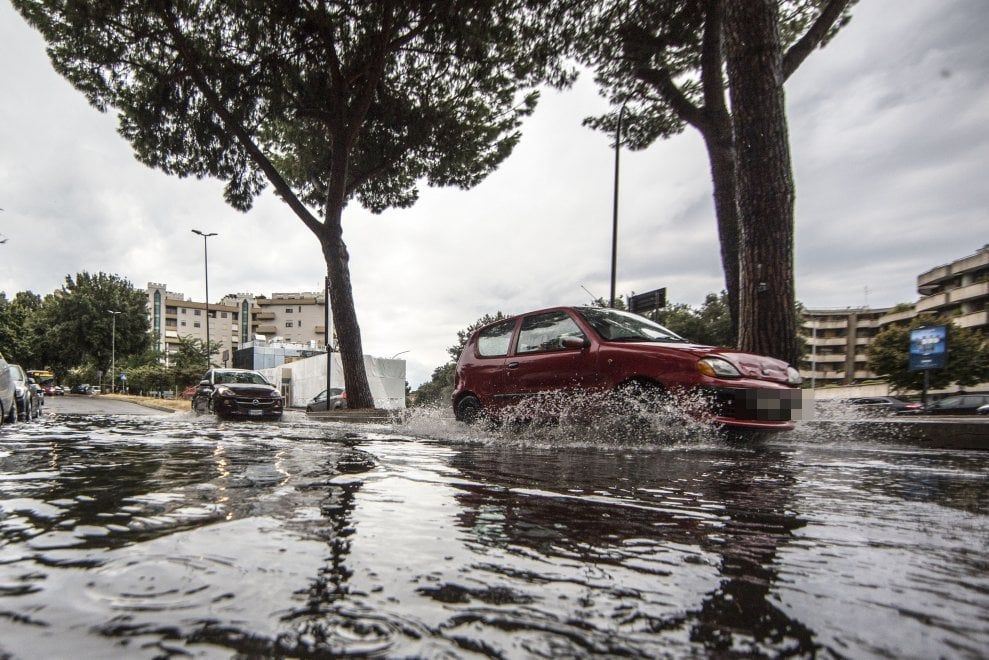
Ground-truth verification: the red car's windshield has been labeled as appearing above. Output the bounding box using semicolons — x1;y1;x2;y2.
576;307;687;343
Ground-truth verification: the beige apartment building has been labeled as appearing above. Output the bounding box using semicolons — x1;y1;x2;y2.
800;307;893;386
914;244;989;336
147;283;332;366
799;244;989;386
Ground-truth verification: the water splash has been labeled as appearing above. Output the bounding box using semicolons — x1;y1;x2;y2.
401;389;725;449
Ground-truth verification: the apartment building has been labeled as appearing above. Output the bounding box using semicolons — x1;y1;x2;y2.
914;244;989;337
800;307;892;386
798;244;989;386
147;284;332;366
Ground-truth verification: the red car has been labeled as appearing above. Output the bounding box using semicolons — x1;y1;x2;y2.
452;306;804;432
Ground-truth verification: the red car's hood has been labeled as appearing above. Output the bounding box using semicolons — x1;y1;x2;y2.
634;342;794;385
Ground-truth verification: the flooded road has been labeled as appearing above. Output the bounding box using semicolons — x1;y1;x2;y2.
0;402;986;658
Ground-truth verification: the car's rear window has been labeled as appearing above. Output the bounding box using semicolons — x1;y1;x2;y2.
476;319;516;357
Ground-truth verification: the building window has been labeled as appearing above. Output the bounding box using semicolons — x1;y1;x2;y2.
194;322;201;328
297;320;302;327
285;308;293;313
194;309;201;316
241;300;249;344
298;306;302;313
285;322;293;328
181;321;186;327
181;308;186;314
153;290;162;343
221;312;227;318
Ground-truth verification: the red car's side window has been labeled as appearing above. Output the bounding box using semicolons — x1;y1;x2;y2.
476;319;516;358
516;311;586;354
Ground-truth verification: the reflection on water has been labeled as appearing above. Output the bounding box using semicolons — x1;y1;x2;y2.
0;409;986;657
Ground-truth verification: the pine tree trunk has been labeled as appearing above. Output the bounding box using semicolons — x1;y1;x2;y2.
322;164;375;410
725;0;799;365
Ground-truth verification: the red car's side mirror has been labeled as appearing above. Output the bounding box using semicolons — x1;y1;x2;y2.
561;336;590;350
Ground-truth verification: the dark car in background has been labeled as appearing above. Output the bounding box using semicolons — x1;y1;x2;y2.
306;388;347;413
845;396;922;415
452;306;805;432
907;394;989;416
70;384;91;395
0;351;15;426
193;368;283;421
9;364;40;421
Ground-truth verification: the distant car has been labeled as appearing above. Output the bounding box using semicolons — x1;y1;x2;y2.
43;384;56;396
192;368;284;421
845;396;921;415
89;386;101;395
908;394;989;416
9;364;40;421
978;403;989;415
452;306;804;432
54;385;64;396
70;384;91;395
306;388;347;412
0;351;15;426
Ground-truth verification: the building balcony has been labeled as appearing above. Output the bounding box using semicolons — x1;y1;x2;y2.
255;324;277;335
254;311;276;321
879;308;915;326
918;246;989;289
955;310;988;329
915;292;949;314
805;337;847;347
805;354;846;363
948;281;989;304
802;320;850;330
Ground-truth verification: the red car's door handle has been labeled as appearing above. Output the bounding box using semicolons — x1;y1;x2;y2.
507;362;519;369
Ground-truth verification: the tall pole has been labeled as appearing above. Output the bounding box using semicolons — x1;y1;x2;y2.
192;229;218;371
610;100;627;309
107;310;120;393
325;274;332;402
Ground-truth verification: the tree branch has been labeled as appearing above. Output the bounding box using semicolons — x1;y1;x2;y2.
782;0;853;81
699;0;727;117
157;4;325;238
634;66;707;131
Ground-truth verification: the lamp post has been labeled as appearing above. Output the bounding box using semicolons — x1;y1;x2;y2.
192;229;218;370
610;99;628;309
107;309;121;393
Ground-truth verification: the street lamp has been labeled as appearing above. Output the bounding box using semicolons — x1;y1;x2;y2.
107;309;121;393
610;99;628;309
390;350;409;359
192;229;218;370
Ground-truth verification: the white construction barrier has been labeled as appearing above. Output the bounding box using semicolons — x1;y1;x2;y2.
260;353;406;410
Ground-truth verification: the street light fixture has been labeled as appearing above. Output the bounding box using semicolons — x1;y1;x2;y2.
390;350;409;359
107;310;121;393
192;229;218;370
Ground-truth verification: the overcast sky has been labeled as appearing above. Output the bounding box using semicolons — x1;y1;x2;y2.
2;1;988;387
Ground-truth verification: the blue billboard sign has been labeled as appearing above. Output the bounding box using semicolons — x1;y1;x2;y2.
909;325;947;371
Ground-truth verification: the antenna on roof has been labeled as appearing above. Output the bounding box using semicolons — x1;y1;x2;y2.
579;284;599;304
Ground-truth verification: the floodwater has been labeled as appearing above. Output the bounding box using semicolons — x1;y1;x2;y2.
0;405;986;658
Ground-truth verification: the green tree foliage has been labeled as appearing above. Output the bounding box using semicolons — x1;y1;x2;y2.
413;363;457;408
0;291;42;365
654;292;732;347
566;0;854;361
15;1;564;408
415;311;511;407
31;272;150;374
867;317;989;392
170;336;222;388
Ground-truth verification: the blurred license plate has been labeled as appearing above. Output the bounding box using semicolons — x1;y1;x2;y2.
249;409;263;416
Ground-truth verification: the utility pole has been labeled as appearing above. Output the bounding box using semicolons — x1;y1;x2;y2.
107;309;121;393
192;229;218;370
610;100;628;309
